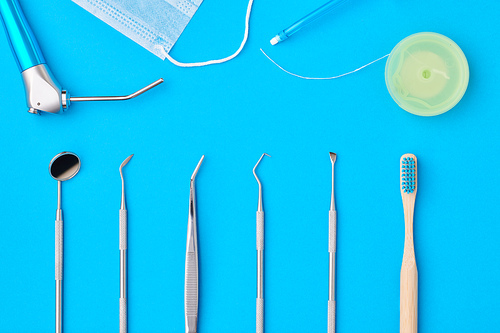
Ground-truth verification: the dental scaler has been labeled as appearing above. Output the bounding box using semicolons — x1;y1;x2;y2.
0;0;163;115
253;153;270;333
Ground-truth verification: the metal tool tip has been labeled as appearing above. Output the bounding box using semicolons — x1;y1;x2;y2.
191;155;205;180
120;154;134;171
330;152;337;163
254;153;270;173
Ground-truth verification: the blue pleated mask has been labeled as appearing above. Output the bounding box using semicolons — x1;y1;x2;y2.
72;0;203;59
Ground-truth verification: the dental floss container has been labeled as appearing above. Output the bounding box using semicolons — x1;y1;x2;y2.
385;32;469;116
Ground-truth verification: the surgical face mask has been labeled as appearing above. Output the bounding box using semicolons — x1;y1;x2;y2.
72;0;203;60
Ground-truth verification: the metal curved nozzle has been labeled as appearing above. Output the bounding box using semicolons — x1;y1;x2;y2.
253;153;271;212
70;78;164;102
120;154;134;210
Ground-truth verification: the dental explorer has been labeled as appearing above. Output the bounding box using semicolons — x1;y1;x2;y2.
0;0;163;115
185;155;204;333
119;154;133;333
49;152;81;333
254;153;270;333
328;152;337;333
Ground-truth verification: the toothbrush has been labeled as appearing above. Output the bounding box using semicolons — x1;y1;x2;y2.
400;154;418;333
328;152;337;333
185;156;204;333
253;153;270;333
119;154;133;333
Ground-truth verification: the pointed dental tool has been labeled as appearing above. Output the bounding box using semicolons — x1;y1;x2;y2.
254;153;270;333
119;154;133;333
185;155;204;333
328;152;337;333
49;152;81;333
0;0;163;115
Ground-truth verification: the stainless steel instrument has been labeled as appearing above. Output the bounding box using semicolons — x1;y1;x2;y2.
119;154;133;333
49;152;81;333
185;155;204;333
253;153;269;333
0;0;163;115
328;152;337;333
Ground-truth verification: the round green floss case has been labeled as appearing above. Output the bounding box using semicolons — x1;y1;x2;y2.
385;32;469;116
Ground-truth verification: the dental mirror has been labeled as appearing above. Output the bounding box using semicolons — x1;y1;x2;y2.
49;151;80;333
50;152;80;181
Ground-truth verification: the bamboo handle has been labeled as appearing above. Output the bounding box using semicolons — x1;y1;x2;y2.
400;257;418;333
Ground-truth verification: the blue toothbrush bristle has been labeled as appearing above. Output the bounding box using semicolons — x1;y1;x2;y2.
401;157;416;193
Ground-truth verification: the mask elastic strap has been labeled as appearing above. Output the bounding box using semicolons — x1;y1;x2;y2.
162;0;254;67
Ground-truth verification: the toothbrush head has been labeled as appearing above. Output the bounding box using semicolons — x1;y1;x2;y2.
400;154;417;195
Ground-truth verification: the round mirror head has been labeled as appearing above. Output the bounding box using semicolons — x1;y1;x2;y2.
49;152;81;181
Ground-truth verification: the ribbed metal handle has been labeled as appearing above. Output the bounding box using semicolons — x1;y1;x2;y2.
328;300;336;333
329;210;336;253
256;211;264;333
328;210;337;333
256;297;264;333
55;220;63;281
185;252;198;313
185;252;198;333
119;209;127;332
120;297;127;333
256;211;264;251
119;209;127;250
55;219;63;333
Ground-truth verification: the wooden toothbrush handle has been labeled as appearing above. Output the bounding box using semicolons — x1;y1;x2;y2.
400;260;418;333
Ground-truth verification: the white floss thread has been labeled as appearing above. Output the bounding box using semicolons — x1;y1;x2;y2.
260;48;390;80
163;0;254;67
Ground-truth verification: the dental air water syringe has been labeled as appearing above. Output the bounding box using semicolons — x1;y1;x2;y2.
0;0;163;115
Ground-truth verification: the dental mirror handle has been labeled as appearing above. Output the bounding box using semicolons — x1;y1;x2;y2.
0;0;45;72
55;215;63;333
119;209;127;333
55;181;63;333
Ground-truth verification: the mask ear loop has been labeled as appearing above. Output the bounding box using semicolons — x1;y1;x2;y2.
162;0;254;67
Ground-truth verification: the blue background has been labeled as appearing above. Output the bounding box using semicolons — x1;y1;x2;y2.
0;0;499;332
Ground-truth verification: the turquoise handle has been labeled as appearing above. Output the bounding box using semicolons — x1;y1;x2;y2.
281;0;348;40
0;0;45;72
